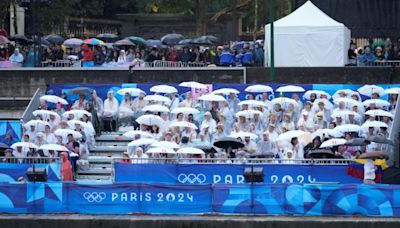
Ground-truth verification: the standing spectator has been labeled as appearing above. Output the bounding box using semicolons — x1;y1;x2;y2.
103;90;119;131
241;44;254;66
179;47;192;63
219;46;235;66
347;42;357;66
50;45;64;61
81;44;94;67
166;48;179;62
9;48;24;67
145;47;161;62
23;46;36;67
191;46;204;63
126;48;135;62
131;52;144;67
94;46;105;66
60;152;73;181
253;43;264;66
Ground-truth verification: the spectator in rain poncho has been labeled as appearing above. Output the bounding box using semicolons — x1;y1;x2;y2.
9;48;24;67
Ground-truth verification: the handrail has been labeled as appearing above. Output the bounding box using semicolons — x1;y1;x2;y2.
21;88;41;124
0;156;61;164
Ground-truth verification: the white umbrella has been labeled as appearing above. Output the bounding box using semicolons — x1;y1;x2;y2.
136;114;164;127
128;138;156;147
238;100;268;107
212;88;240;95
333;97;361;108
63;38;83;48
179;81;207;89
32;110;60;120
320;138;347;148
277;130;306;141
235;110;263;119
143;104;170;113
63;110;92;119
144;95;171;104
271;97;298;107
24;120;50;129
385;87;400;94
11;142;39;150
312;129;342;138
357;85;385;97
312;99;333;110
171;107;200;115
275;85;305;93
170;121;198;130
332;89;358;100
331;110;361;120
334;124;361;133
117;88;146;96
67;120;90;129
54;129;82;139
230;132;258;140
146;147;176;154
40;95;68;105
362;99;390;108
361;121;388;129
365;109;394;118
303;90;331;100
150;85;178;94
245;85;273;93
39;144;68;151
123;130;154;139
151;141;180;149
199;94;226;102
177;147;205;155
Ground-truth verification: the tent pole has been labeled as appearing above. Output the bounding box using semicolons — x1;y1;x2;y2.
269;0;275;82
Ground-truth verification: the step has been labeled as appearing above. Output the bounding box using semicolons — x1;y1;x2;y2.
90;152;124;157
77;167;112;175
90;145;127;153
95;141;129;146
96;134;131;142
76;175;112;181
90;163;113;169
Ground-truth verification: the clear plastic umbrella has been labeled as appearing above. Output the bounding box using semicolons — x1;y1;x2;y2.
143;104;170;113
357;85;385;97
177;147;205;155
117;88;145;96
40;95;68;105
171;107;200;115
128;138;156;147
151;141;180;149
275;85;305;93
245;84;273;93
24;120;50;129
146;147;176;154
362;99;390;108
54;129;82;139
320;138;347;148
334;124;361;133
199;94;226;102
11;142;39;150
365;109;394;118
277;130;306;141
238;100;268;107
179;81;207;89
303;90;331;100
150;85;178;94
235;110;263;119
136;114;164;127
212;88;240;95
39;144;68;151
123;130;154;139
144;95;171;104
63;110;92;119
169;121;198;130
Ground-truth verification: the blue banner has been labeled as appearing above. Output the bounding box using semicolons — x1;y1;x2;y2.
0;163;61;182
0;182;400;216
0;120;21;146
114;164;361;184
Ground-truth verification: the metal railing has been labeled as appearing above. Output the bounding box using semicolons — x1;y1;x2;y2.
112;157;353;165
145;60;208;68
21;88;41;124
0;156;60;164
358;60;400;67
41;60;81;68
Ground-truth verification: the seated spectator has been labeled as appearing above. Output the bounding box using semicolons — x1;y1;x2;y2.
103;90;119;131
359;47;376;65
145;47;161;62
179;47;192;63
9;48;24;67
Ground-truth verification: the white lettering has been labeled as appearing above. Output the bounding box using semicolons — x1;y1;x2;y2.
213;175;221;183
145;193;151;202
166;193;175;202
112;193;118;202
237;175;245;184
130;192;137;201
225;175;233;184
121;193;128;202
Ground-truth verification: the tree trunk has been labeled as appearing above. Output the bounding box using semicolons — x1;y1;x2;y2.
195;0;207;36
231;0;238;41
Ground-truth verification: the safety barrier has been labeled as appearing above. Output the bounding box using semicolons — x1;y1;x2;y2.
21;88;41;124
146;60;208;68
41;60;81;68
0;157;60;164
359;60;400;67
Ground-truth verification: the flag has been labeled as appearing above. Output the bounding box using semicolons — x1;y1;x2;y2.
347;159;387;183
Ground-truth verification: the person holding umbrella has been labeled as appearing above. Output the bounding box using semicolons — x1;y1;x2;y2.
71;94;88;110
103;90;119;132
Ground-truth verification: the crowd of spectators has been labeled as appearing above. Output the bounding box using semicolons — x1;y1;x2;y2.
348;38;400;66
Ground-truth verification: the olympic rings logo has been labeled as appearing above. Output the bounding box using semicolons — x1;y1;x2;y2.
83;192;106;203
177;173;206;184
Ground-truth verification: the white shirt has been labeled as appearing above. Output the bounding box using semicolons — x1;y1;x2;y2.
103;98;119;118
364;159;376;180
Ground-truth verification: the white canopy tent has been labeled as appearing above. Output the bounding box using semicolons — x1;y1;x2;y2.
264;1;351;67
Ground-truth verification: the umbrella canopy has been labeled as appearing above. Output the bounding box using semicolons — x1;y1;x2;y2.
275;85;305;93
312;99;333;110
345;138;370;146
143;104;170;113
277;130;306;141
63;38;83;48
359;151;389;159
171;107;200;115
178;39;192;46
63;110;92;119
204;35;220;44
126;36;147;47
136;114;164;127
213;137;244;149
235;110;263;119
54;129;82;139
146;39;166;49
67;120;91;129
303;90;331;100
9;35;31;44
169;121;198;130
161;33;185;46
362;99;390;108
320;138;347;148
334;124;361;133
83;38;105;46
128;138;156;147
179;81;207;89
198;94;226;102
0;142;9;149
32;110;60;120
177;147;205;155
367;136;394;145
238;100;268;107
230;132;258;140
96;33;118;42
11;142;38;150
385;87;400;94
245;84;273;93
361;121;388;129
117;88;145;96
150;85;178;94
144;95;171;104
67;87;93;95
113;39;135;47
0;35;10;44
271;97;299;107
357;85;385;97
331;110;361;120
365;109;393;118
40;95;68;105
212;88;240;95
123;130;154;139
333;97;361;108
151;141;180;149
189;35;217;45
308;149;337;159
24;120;49;129
39;144;68;151
45;34;64;44
312;128;342;139
146;147;176;154
332;89;358;100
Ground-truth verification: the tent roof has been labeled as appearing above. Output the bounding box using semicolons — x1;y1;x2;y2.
269;1;344;27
